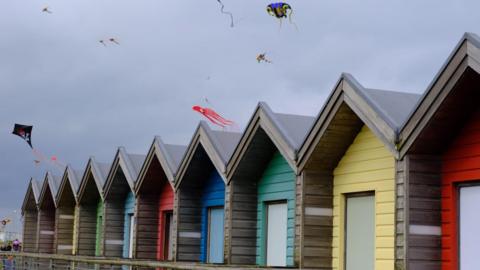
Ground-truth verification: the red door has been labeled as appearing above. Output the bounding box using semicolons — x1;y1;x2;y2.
442;110;480;270
157;181;174;260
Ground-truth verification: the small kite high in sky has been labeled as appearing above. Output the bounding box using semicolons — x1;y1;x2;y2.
12;124;33;148
216;0;234;27
257;53;272;63
266;2;297;29
192;105;234;128
42;6;52;14
109;38;120;45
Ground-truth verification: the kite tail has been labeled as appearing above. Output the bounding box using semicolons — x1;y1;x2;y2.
288;9;299;31
32;148;47;162
216;0;234;27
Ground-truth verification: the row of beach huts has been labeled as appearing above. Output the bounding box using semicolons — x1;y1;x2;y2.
20;33;480;270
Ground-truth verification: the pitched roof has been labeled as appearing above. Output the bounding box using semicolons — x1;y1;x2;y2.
362;88;421;129
104;147;146;197
55;165;82;205
227;102;315;179
38;171;62;208
135;136;187;192
175;121;242;187
21;178;41;213
77;156;111;202
398;32;480;156
298;73;420;170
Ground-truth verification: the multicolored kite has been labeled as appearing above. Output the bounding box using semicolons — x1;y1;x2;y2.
266;2;297;29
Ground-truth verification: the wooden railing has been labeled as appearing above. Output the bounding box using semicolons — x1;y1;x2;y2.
0;252;313;270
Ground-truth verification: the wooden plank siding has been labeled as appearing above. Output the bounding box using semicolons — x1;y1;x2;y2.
134;151;176;261
37;207;55;254
228;176;258;265
300;170;333;269
332;126;396;270
76;168;105;257
37;185;56;254
176;185;203;262
298;102;364;269
104;169;133;258
227;129;277;266
405;155;442;270
54;174;77;255
76;203;99;256
55;207;75;254
22;182;39;253
175;143;227;263
135;182;174;260
22;210;38;253
135;193;160;260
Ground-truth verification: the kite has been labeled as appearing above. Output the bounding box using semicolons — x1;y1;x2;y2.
42;6;52;14
11;124;65;169
192;105;234;128
12;124;33;148
216;0;234;28
1;219;10;226
99;40;107;46
256;53;272;63
109;38;120;45
266;3;297;29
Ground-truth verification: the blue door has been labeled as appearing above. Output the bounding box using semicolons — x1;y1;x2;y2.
208;207;224;263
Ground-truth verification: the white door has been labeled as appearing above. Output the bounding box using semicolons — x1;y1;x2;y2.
460;185;480;270
345;195;375;270
266;202;287;266
128;214;134;258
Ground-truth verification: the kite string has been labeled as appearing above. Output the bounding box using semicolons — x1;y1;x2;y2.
216;0;234;27
288;9;299;31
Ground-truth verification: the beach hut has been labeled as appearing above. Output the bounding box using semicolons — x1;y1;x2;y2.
397;33;480;270
296;74;419;269
21;178;41;253
75;157;110;256
225;102;315;267
134;136;186;261
102;147;145;258
174;121;241;263
54;165;82;255
37;172;62;254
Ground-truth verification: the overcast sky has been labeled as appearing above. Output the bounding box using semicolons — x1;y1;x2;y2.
1;0;479;234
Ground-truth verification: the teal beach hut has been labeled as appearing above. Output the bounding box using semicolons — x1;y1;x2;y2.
225;102;314;267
